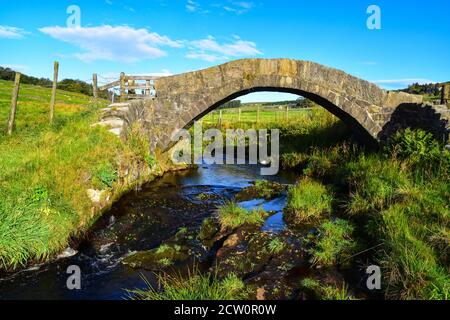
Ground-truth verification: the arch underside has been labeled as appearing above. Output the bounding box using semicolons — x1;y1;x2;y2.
183;86;379;145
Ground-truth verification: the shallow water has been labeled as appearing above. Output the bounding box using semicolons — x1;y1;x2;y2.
0;162;297;300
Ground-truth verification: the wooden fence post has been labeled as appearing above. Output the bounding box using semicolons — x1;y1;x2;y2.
285;105;289;121
146;80;151;96
7;72;21;135
219;110;223;127
442;84;450;106
92;73;98;99
238;108;242;122
120;72;126;102
49;61;59;124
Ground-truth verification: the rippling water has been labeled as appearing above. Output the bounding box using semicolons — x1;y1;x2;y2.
0;162;297;300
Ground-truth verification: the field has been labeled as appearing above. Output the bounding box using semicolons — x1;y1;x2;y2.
0;79;98;134
203;105;312;126
0;80;144;269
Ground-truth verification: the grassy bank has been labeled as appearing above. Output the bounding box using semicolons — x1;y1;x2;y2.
195;106;449;300
0;81;156;269
255;108;449;299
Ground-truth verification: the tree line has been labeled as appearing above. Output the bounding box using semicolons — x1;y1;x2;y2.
0;66;110;99
400;82;442;98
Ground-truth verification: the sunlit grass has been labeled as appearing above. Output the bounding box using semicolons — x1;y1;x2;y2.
218;202;268;229
284;178;333;225
0;81;139;269
128;270;249;300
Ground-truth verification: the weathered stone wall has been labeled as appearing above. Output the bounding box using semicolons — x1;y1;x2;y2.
100;58;449;149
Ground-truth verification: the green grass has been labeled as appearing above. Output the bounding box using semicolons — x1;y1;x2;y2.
0;79;97;134
267;237;286;254
0;80;154;269
217;202;268;229
301;278;356;300
128;270;249;300
309;219;357;268
284;178;333;225
204;105;310;125
203;106;449;300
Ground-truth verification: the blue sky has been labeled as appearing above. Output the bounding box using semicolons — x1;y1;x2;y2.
1;0;449;102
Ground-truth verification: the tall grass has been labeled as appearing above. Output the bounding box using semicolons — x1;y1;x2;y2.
284;178;333;225
206;106;449;300
0;82;149;269
128;270;248;300
309;219;357;268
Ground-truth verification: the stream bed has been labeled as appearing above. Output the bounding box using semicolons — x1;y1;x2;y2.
0;162;305;300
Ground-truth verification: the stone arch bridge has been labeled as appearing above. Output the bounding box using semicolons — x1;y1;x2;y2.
97;59;449;150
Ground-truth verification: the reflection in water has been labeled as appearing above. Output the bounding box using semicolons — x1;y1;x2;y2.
0;162;297;300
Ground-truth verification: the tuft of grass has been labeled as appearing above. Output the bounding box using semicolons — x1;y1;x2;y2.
309;219;356;268
267;237;286;254
301;278;356;300
284;178;333;225
344;155;411;215
128;270;248;300
218;202;268;229
376;204;449;300
252;180;284;199
158;258;174;267
155;244;171;255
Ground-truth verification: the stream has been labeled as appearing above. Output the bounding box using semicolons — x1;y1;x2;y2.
0;162;299;300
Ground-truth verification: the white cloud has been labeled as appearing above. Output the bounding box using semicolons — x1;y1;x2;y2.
223;1;255;14
186;52;226;62
186;0;199;12
0;26;29;39
187;35;262;61
124;6;135;12
39;25;183;63
373;78;435;89
186;0;209;14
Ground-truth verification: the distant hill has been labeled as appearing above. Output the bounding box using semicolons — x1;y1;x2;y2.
0;66;110;99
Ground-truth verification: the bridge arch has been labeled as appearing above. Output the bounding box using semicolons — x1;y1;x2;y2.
182;86;379;144
99;59;449;151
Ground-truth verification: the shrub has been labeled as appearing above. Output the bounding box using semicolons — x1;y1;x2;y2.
385;128;444;165
284;178;333;226
309;219;356;268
